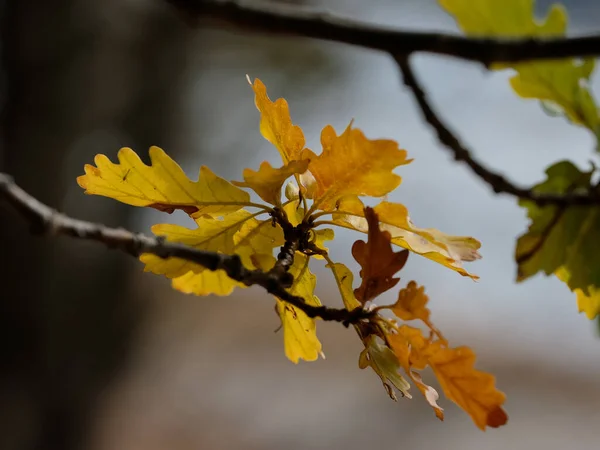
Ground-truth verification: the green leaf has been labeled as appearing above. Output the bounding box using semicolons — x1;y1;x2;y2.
359;335;412;401
439;0;599;133
516;161;600;309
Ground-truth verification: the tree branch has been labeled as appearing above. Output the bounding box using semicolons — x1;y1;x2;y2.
395;55;600;207
0;173;372;325
166;0;600;65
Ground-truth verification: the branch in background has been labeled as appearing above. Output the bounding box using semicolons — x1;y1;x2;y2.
166;0;600;206
0;173;372;325
167;0;600;65
395;55;600;207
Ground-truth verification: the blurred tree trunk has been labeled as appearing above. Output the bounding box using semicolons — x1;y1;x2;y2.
0;1;190;449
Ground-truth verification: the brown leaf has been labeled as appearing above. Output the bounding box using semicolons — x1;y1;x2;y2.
352;207;409;303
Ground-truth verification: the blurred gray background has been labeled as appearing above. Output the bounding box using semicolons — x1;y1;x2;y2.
1;0;599;449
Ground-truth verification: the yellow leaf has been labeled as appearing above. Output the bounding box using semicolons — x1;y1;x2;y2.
439;0;598;132
275;253;323;363
250;78;307;164
359;335;411;401
301;123;411;211
429;346;508;430
234;216;285;270
333;196;480;278
310;227;334;259
233;160;309;205
172;270;245;297
140;210;257;279
140;211;283;297
77;146;251;216
325;261;362;311
392;281;431;322
576;286;600;320
555;267;600;320
283;198;304;226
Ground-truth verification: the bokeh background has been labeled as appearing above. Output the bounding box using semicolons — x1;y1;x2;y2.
2;0;600;449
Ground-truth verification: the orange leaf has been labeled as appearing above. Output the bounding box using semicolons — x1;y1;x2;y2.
352;207;409;303
250;77;307;164
233;160;309;205
388;327;444;420
429;346;508;430
392;281;431;322
301;123;411;211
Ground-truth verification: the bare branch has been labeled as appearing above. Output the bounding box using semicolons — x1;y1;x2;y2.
395;55;600;207
0;173;372;325
167;0;600;65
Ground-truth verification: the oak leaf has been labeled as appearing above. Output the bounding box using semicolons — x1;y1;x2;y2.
172;270;245;297
233;160;309;205
387;327;444;419
352;207;409;304
429;346;508;430
439;0;599;132
77;146;250;216
301;123;411;211
556;267;600;320
141;210;257;279
140;211;283;296
333;196;480;279
275;253;323;363
392;281;431;323
359;335;411;401
310;228;334;258
516;161;600;306
250;78;307;164
325;262;362;311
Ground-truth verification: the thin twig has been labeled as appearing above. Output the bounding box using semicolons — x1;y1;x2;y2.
0;173;372;325
395;55;600;206
167;0;600;66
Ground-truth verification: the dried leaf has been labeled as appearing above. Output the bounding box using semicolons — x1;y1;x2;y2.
352;207;409;304
333;196;480;279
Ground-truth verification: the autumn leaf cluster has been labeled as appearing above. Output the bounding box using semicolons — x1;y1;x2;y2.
77;72;508;429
